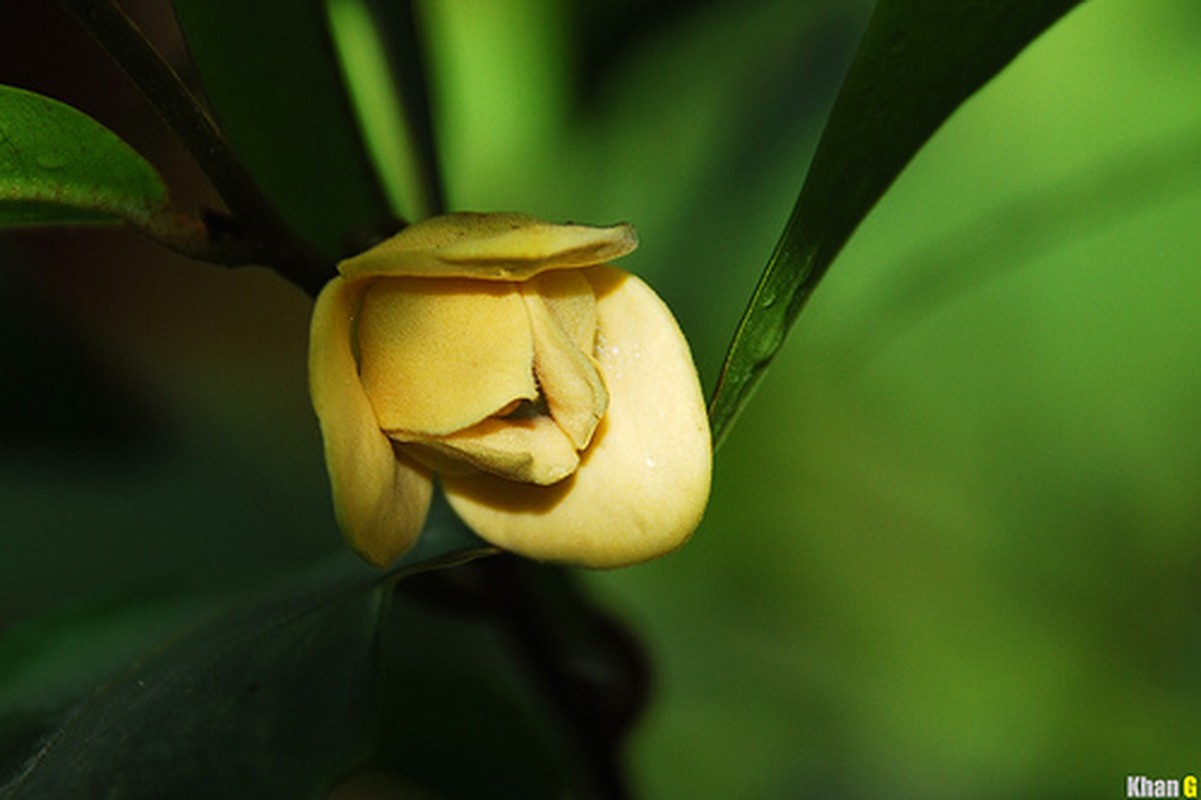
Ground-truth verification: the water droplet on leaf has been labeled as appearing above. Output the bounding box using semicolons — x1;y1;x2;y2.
35;150;68;170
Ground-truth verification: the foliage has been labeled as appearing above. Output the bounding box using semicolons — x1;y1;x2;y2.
4;0;1196;797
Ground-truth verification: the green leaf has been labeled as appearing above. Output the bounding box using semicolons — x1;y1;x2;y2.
172;0;394;258
0;591;212;784
0;85;169;229
708;0;1083;445
365;557;644;797
363;582;572;798
325;0;446;221
0;497;490;798
0;558;381;799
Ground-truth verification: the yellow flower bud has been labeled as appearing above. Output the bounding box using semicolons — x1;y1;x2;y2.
309;213;711;568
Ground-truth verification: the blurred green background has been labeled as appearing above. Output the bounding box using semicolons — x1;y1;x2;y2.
3;0;1201;797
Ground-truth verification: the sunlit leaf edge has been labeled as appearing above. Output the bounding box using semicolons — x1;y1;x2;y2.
707;0;1085;446
0;85;169;230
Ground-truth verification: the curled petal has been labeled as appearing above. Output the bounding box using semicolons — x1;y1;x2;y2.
398;414;579;486
522;282;608;450
339;212;638;282
310;277;433;567
358;277;537;435
443;267;711;567
526;269;598;357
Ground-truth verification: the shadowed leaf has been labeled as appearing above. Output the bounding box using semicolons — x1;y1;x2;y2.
0;501;491;798
172;0;392;258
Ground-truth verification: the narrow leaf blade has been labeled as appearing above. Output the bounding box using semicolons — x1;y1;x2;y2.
709;0;1083;444
326;0;446;221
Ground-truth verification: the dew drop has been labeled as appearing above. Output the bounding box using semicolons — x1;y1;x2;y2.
747;325;786;366
35;150;68;170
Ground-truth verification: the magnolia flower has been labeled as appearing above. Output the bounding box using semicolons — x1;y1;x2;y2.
309;212;711;568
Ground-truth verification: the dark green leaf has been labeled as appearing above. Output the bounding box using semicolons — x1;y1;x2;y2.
0;559;378;798
172;0;393;258
0;591;210;784
708;0;1084;444
0;501;491;798
363;589;571;798
0;85;169;229
366;556;647;797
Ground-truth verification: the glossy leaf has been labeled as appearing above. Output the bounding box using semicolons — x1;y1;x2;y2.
0;85;169;229
0;563;375;798
0;591;212;784
0;502;491;798
171;0;392;258
708;0;1084;444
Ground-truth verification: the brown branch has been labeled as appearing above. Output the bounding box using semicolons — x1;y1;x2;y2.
59;0;334;296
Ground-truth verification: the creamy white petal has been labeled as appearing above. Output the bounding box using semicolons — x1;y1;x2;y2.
444;267;711;567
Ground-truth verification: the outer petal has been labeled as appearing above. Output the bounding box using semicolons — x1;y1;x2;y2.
358;277;538;435
443;266;711;567
310;276;433;567
338;212;638;281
